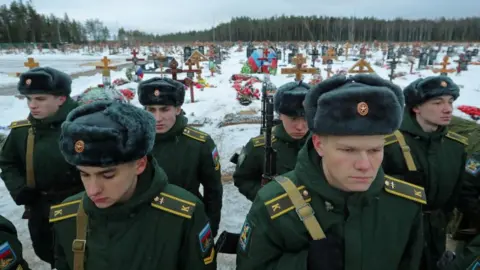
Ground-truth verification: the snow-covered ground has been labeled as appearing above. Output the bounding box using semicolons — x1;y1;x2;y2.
0;45;479;269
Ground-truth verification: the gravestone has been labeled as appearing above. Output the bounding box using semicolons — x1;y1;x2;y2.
458;54;468;71
198;46;205;55
276;48;282;60
321;45;328;56
418;53;428;69
465;51;473;62
184;46;192;62
291;47;298;56
428;50;438;66
214;47;222;65
387;45;395;59
337;47;344;56
288;53;295;64
447;47;454;57
472;49;479;57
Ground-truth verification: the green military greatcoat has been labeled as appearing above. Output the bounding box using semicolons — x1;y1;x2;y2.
233;124;308;201
236;140;425;270
150;114;222;236
0;215;30;270
51;159;215;270
383;110;468;270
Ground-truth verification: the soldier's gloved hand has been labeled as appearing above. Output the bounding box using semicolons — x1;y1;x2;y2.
436;250;456;270
307;234;344;270
14;187;40;205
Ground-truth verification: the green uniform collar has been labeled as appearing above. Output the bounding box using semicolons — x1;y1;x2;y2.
83;156;168;220
294;138;384;207
400;109;447;140
28;97;77;129
273;123;309;145
155;114;188;142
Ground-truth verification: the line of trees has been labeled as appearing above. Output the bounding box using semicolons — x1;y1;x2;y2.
0;0;110;44
1;0;479;44
156;16;480;42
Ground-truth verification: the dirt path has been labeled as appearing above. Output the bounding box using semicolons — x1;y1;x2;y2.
0;63;133;96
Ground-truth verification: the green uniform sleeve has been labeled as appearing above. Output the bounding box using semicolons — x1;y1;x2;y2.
0;215;30;269
199;137;223;237
233;141;263;202
180;200;217;270
0;131;27;202
236;197;308;270
53;225;70;270
444;152;467;213
398;208;424;270
457;154;480;216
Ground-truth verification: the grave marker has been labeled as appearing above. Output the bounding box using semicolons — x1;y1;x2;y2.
95;56;116;86
281;54;318;81
24;57;39;69
387;55;400;82
432;55;455;76
322;48;337;65
348;58;375;74
418;53;428;70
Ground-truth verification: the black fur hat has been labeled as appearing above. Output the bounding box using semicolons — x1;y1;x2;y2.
59;101;156;167
138;77;185;106
304;74;404;135
274;81;310;117
18;67;72;96
403;76;459;108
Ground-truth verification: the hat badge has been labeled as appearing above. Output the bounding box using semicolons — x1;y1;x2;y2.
154;89;160;96
440;81;447;87
357;102;369;116
74;140;85;153
26;79;32;86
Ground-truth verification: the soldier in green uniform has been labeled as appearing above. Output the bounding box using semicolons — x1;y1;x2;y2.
457;152;480;232
0;215;30;270
233;81;310;201
137;77;223;237
0;67;82;267
382;76;468;270
236;74;425;270
438;235;480;270
50;101;216;270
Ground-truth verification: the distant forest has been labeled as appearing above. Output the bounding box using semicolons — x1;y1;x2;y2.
0;0;478;44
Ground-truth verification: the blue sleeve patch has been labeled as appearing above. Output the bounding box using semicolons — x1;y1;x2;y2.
465;158;480;176
199;222;213;253
0;241;17;269
239;220;253;252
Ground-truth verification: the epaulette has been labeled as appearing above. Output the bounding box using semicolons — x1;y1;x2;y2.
445;131;468;146
49;200;81;223
384;133;398;146
384;175;427;204
151;192;196;219
8;119;31;129
252;135;277;148
264;185;311;219
183;126;208;143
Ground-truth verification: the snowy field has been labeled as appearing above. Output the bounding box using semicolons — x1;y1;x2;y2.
0;45;479;269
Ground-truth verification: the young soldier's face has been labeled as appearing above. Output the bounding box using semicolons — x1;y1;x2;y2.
279;114;308;139
145;105;182;134
77;157;148;208
312;135;384;192
26;94;65;119
413;95;454;126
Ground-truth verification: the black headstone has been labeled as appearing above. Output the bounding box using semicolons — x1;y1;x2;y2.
472;49;479;57
321;46;328;56
459;54;468;71
465;51;473;62
337;47;344;56
447;47;454;57
428;51;438;66
198;46;205;55
276;49;282;60
183;46;192;62
288;53;294;64
246;45;255;58
418;53;428;69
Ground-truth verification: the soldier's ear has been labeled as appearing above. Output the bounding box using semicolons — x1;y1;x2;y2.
135;156;148;175
311;134;327;157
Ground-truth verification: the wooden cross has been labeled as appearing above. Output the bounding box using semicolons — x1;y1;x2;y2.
281;53;318;81
95;56;116;85
183;59;202;103
24;57;39;69
388;55;400;82
188;50;208;79
432;55;455;76
127;49;145;65
322;48;337;65
348;58;375;74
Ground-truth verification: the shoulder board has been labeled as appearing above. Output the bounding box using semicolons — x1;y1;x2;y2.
49;200;81;223
8;119;31;129
445;131;468;145
183;127;208;143
151;192;196;219
252;135;277;148
264;185;311;219
384;175;427;204
384;133;398;146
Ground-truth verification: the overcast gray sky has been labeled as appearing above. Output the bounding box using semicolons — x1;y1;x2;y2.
3;0;478;35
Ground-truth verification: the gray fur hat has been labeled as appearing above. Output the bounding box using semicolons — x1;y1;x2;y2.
305;74;404;135
59;101;156;167
138;77;185;106
274;81;310;117
403;76;459;108
18;67;72;96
